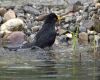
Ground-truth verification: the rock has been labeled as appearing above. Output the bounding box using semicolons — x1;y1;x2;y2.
35;14;48;21
31;26;40;33
3;31;26;47
0;18;24;33
93;19;100;33
79;32;88;45
69;25;76;32
0;7;7;16
88;34;94;43
95;3;100;9
4;9;16;21
76;15;83;22
79;26;87;32
73;1;83;12
63;24;69;29
81;20;94;30
23;5;40;15
28;34;36;43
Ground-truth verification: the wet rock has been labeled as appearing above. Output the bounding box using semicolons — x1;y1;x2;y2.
31;26;40;33
0;7;7;16
23;5;40;15
79;32;88;45
3;31;26;47
0;18;24;33
4;9;16;21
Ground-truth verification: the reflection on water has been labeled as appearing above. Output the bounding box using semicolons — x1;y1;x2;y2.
0;47;100;80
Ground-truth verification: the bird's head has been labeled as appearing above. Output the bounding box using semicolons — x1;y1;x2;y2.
45;13;58;23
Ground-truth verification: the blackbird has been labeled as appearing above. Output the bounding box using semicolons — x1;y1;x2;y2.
3;13;58;50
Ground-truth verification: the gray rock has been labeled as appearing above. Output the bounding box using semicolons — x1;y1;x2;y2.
63;24;69;29
23;5;40;16
69;25;76;32
79;26;87;32
81;20;94;29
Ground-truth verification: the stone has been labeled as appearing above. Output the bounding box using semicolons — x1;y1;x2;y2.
23;5;40;15
76;15;83;22
0;18;24;33
4;9;16;21
63;24;69;29
35;14;48;21
79;26;87;32
81;20;94;29
28;34;36;43
93;19;100;33
31;26;40;33
79;32;88;45
3;31;26;47
69;25;76;32
0;7;7;16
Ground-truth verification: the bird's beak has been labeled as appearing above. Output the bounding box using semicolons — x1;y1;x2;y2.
57;15;61;22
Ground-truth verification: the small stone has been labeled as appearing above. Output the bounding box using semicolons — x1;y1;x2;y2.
31;26;40;33
69;25;76;32
63;24;69;29
0;7;7;16
79;26;87;32
23;5;40;15
0;18;24;33
4;9;16;21
28;34;36;43
35;14;48;21
79;32;88;45
76;16;83;22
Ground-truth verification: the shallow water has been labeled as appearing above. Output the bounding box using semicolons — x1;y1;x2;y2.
0;45;99;80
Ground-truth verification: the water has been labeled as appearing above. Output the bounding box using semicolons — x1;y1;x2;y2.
0;45;99;80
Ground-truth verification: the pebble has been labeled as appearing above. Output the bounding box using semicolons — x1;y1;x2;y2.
4;9;16;21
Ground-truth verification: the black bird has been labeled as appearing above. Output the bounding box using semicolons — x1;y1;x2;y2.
3;13;58;50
